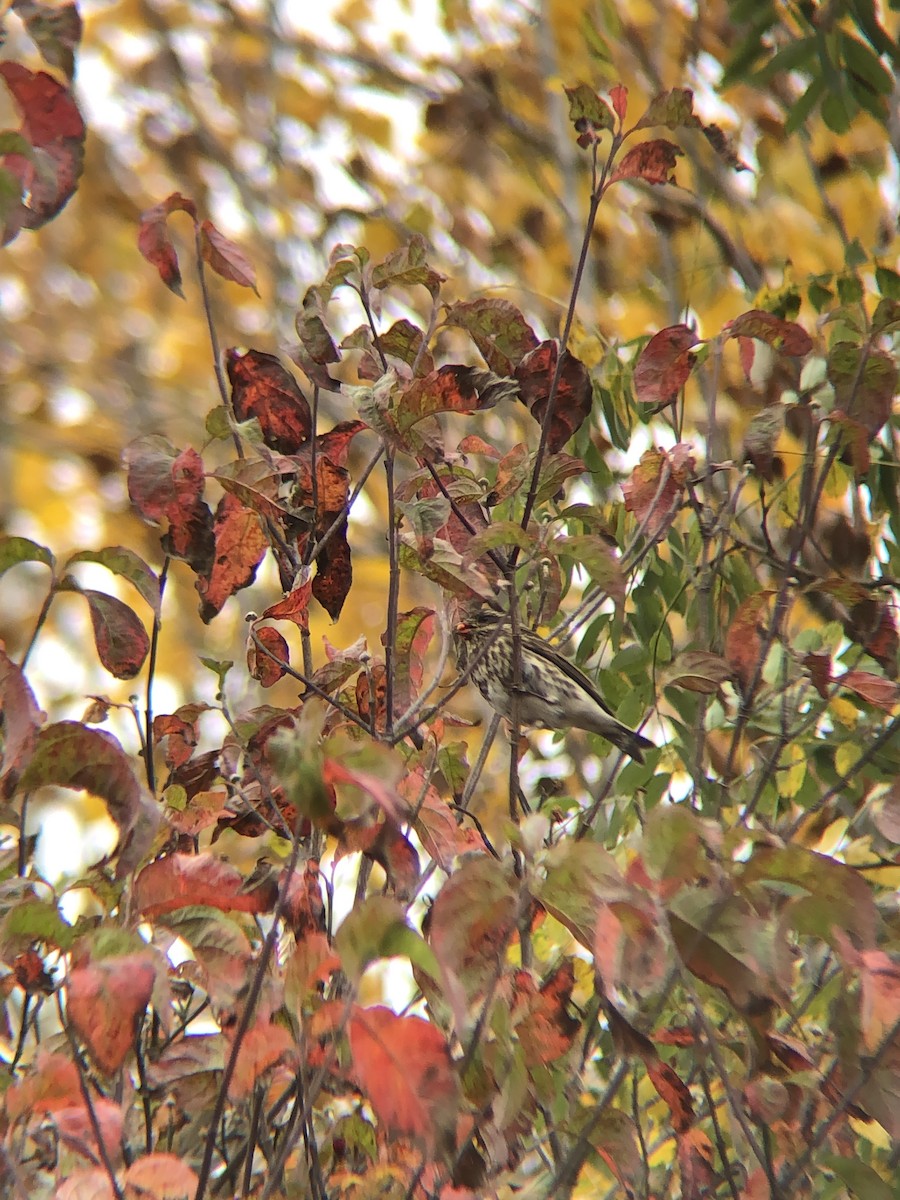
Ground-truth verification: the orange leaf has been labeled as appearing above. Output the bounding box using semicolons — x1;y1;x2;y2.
67;954;156;1074
349;1006;458;1150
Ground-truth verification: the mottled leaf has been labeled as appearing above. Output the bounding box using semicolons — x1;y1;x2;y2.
196;492;268;622
609;139;681;185
226;348;311;453
514;340;591;451
444;298;540;376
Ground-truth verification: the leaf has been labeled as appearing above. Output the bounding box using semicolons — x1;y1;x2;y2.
725;309;813;356
622;443;696;543
443;298;540;376
609;83;628;121
296;286;341;365
348;1006;458;1150
249;625;289;687
0;647;44;798
564;83;616;135
336;895;438;984
514;340;591;451
387;606;435;712
554;536;625;606
839;669;900;712
124;437;215;574
513;961;579;1066
16;722;154;865
11;1;82;79
609;139;682;185
226;348;312;453
0;534;55;576
371;235;445;297
827;343;898;438
633;325;699;406
0;63;85;245
634;87;698;131
821;1155;894;1200
67;953;156;1074
429;856;518;1004
196;492;268;623
397;364;518;433
228;1021;295;1099
136;192;197;296
378;317;433;373
662;650;732;695
81;588;151;679
66;547;160;615
134;852;277;918
123;1155;200;1200
724;591;773;696
263;580;313;632
199;218;257;291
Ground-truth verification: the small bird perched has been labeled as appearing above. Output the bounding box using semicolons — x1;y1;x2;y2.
453;607;653;763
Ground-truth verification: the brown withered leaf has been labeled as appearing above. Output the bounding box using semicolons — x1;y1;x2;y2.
610;139;682;185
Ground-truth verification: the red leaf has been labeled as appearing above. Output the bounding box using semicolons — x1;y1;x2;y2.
397;364;519;430
726;309;813;357
16;721;150;854
610;83;628;121
622;444;696;543
82;589;150;679
633;325;699;406
200;219;258;291
646;1058;695;1132
0;63;85;244
514;340;591;451
137;192;197;297
134;852;277;918
443;298;540;375
839;669;900;712
67;954;156;1074
249;625;289;687
312;521;352;620
0;646;44;798
228;1020;295;1099
124;1156;199;1199
513;961;579;1066
263;580;313;632
317;419;367;467
610;139;682;186
386;606;435;712
227;348;312;453
348;1006;458;1149
196;492;268;622
125;437;215;574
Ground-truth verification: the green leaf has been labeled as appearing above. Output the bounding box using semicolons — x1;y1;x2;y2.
0;536;55;576
336;895;439;984
564;83;615;132
66;547;160;615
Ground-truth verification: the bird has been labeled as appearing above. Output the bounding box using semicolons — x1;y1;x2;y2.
453;607;653;763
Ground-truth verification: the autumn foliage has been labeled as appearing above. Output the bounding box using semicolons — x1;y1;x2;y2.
2;4;900;1200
